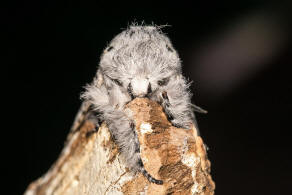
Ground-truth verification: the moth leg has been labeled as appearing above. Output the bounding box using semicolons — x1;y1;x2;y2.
101;106;163;185
160;90;193;128
191;104;208;114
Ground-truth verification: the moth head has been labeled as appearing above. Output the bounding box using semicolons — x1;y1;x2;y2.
99;25;181;96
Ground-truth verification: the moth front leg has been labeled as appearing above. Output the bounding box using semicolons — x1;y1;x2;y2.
153;74;196;130
160;90;194;129
160;89;203;137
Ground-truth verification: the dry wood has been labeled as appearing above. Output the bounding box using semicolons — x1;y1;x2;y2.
25;98;215;195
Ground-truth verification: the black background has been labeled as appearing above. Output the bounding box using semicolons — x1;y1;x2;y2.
3;0;292;194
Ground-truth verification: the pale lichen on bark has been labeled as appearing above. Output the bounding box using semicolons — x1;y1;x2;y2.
25;98;215;195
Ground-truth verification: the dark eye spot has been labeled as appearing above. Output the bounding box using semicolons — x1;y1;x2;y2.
130;31;135;37
113;79;123;86
107;46;113;52
147;83;152;94
166;45;173;52
157;78;170;86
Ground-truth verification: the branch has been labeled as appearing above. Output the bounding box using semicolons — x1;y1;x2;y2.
24;98;215;195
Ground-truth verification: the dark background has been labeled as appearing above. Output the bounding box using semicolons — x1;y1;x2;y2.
4;0;292;194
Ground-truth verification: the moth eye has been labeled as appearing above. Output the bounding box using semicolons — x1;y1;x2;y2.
129;30;135;37
157;78;170;86
113;79;123;86
166;45;173;52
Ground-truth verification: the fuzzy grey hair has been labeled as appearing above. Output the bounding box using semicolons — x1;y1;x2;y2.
79;24;199;184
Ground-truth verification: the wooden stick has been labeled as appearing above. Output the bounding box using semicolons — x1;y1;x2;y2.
25;98;215;195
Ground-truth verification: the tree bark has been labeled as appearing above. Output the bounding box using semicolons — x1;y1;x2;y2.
25;98;215;195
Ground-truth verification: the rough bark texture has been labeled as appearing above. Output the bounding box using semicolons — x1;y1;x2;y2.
25;98;215;195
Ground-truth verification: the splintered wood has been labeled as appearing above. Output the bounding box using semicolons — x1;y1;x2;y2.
25;98;215;195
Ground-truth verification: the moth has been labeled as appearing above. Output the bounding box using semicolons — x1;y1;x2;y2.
70;25;206;185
